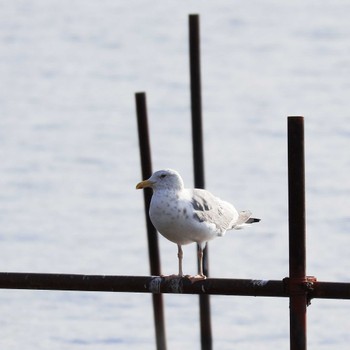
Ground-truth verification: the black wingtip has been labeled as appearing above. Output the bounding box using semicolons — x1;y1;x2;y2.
247;217;261;224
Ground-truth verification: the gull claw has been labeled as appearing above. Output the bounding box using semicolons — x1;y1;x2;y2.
159;274;207;283
186;274;207;283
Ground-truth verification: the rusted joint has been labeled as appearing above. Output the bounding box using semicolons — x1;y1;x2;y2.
283;276;317;306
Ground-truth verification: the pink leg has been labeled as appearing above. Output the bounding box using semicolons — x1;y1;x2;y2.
177;244;183;276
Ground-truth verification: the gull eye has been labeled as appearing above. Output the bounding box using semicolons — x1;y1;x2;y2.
160;174;167;179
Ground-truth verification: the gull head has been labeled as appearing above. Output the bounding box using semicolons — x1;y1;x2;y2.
136;169;185;192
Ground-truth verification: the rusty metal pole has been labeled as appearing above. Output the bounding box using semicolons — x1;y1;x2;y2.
135;92;167;350
288;116;307;350
189;14;212;350
1;273;350;299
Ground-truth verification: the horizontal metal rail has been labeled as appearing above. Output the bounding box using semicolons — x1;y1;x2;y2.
0;273;349;300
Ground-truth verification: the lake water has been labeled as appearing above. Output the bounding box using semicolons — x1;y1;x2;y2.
0;1;349;349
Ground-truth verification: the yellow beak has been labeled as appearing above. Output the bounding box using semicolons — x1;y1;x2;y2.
136;179;154;189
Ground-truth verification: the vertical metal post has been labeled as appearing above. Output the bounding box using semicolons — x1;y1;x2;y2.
288;116;307;350
189;14;212;350
135;92;167;350
189;14;205;190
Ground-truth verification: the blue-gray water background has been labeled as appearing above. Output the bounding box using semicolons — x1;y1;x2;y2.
0;1;349;349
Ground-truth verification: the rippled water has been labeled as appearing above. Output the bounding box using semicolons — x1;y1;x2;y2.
0;1;349;349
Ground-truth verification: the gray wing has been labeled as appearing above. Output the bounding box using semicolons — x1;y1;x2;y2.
191;189;239;234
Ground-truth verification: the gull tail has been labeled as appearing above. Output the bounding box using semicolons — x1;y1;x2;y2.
234;210;261;229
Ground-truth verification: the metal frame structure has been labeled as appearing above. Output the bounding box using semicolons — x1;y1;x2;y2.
1;14;349;350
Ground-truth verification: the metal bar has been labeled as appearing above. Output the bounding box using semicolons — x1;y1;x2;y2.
135;92;167;350
189;14;212;350
189;14;205;190
135;92;161;275
288;116;307;350
0;273;285;295
310;281;350;300
0;273;349;299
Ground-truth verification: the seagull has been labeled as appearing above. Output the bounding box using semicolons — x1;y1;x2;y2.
136;169;260;279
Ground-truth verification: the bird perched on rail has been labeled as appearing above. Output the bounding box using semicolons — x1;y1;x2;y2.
136;169;260;279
